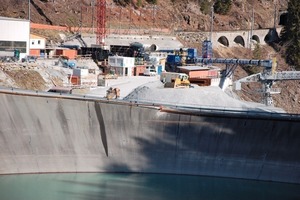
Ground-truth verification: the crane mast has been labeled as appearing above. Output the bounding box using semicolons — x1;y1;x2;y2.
96;0;106;45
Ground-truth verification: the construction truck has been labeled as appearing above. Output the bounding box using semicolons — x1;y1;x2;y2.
106;87;120;100
0;49;20;62
160;72;191;88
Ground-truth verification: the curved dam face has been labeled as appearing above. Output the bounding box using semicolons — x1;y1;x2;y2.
0;92;299;184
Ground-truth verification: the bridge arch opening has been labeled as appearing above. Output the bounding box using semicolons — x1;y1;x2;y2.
234;35;245;47
217;36;229;47
252;35;260;44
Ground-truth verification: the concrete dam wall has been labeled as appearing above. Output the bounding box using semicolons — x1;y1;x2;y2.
0;92;300;184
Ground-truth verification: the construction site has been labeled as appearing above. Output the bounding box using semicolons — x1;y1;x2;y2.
0;0;300;190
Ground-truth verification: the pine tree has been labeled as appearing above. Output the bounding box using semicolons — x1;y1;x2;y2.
281;0;300;70
145;0;157;4
253;43;262;60
214;0;232;15
199;0;212;15
249;43;262;74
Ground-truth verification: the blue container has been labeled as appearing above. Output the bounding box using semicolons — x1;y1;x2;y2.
187;48;197;58
167;55;181;64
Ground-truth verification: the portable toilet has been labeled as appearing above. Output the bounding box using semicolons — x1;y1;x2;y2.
157;65;163;75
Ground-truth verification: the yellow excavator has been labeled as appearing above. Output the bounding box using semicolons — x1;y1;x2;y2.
162;72;191;88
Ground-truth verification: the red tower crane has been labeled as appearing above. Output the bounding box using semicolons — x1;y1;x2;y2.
96;0;106;45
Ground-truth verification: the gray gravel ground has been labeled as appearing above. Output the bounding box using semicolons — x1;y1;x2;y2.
86;75;285;113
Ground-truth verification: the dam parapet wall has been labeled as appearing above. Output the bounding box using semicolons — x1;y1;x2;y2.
0;92;299;184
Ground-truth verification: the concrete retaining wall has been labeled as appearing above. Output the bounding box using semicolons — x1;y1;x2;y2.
0;92;299;183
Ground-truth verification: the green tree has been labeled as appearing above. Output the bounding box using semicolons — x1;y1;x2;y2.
248;43;262;74
253;43;262;60
145;0;157;4
199;0;213;15
113;0;132;6
280;0;300;70
137;0;142;7
214;0;232;15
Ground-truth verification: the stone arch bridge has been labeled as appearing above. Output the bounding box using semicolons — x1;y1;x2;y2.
177;27;283;48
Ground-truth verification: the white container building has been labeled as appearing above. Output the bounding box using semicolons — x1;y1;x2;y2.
72;68;97;87
73;68;89;78
108;56;135;76
0;16;30;59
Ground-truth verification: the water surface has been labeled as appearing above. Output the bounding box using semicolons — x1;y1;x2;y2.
0;173;299;200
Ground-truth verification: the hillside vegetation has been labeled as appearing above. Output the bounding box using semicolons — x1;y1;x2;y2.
0;0;287;32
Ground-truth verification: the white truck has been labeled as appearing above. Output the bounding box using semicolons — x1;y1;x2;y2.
144;65;156;76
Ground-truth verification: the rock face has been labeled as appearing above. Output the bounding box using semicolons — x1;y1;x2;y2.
0;0;288;32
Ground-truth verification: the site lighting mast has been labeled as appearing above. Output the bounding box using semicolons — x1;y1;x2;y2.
248;0;255;49
28;0;31;56
96;0;106;45
209;3;214;42
92;0;95;34
273;0;277;28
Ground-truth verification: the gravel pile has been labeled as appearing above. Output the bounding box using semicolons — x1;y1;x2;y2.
124;81;285;113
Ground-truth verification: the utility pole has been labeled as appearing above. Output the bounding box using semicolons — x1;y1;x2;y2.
28;0;30;21
250;4;254;49
28;0;31;56
209;3;214;42
119;7;122;35
92;0;95;34
129;7;132;34
80;5;83;34
273;0;277;28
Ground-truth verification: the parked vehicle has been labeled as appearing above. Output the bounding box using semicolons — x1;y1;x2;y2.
144;65;156;76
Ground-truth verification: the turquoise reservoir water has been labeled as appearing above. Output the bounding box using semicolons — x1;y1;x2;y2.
0;173;299;200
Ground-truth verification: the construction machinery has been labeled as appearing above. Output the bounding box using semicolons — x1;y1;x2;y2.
103;73;118;79
103;68;118;79
106;87;120;100
160;72;190;88
234;65;300;106
0;49;20;62
196;55;300;106
58;56;76;68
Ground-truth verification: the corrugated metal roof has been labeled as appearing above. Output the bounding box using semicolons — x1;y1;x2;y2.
0;16;29;22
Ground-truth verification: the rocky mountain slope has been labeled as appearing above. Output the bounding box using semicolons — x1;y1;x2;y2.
0;0;287;32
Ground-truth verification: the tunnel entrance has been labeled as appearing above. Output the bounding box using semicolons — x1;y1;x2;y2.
217;36;229;47
264;28;279;43
279;12;288;26
234;36;245;47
